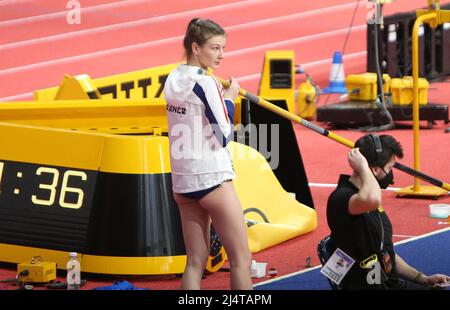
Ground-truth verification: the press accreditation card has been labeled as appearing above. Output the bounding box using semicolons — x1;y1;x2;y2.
320;248;355;285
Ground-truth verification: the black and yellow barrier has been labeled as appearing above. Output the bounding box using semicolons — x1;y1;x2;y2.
0;99;316;275
34;63;178;101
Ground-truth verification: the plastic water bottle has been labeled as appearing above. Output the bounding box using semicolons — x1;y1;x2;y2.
66;252;81;290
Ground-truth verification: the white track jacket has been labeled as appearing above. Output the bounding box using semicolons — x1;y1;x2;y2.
164;64;235;193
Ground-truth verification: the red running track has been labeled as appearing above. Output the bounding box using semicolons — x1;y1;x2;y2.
0;0;449;290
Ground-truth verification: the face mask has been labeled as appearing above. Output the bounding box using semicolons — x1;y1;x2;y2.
378;169;394;189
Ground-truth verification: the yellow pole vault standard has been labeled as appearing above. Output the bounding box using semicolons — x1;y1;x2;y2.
217;77;450;193
397;1;450;197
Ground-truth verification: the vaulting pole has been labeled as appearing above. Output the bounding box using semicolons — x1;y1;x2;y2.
217;77;450;193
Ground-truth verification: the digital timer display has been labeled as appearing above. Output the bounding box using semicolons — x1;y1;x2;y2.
0;159;97;252
0;160;91;209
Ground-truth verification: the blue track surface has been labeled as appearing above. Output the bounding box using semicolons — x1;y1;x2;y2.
256;229;450;290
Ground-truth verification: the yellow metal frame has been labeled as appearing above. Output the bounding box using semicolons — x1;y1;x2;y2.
34;63;178;101
35;70;244;125
0;243;186;275
0;99;168;135
398;1;450;197
0;120;171;175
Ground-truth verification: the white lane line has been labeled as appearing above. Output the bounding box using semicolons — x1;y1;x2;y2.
307;182;401;192
0;47;357;101
0;24;366;80
0;92;33;102
253;265;323;287
392;234;417;238
226;25;366;58
237;51;367;83
0;0;252;48
0;1;361;50
254;229;449;287
393;227;450;246
228;1;365;31
0;0;152;26
308;183;338;188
